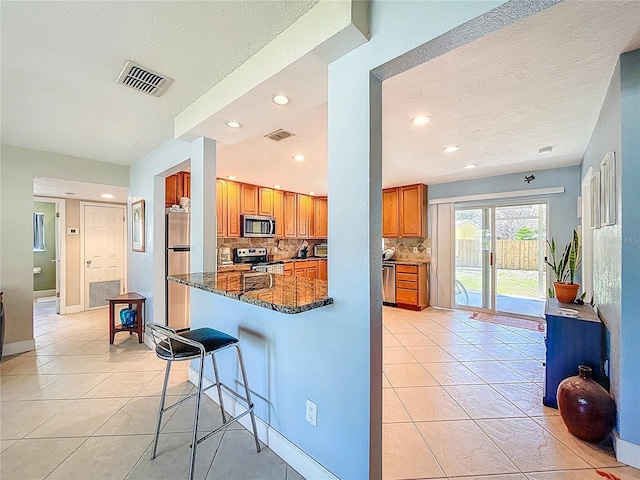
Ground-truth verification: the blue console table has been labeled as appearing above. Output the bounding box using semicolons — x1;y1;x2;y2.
544;298;603;408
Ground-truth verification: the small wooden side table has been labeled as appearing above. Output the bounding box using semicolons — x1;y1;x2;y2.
108;292;146;344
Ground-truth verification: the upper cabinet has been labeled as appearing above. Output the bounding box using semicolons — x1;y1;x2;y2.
226;181;241;237
273;189;284;237
296;194;310;238
165;171;191;207
314;197;328;238
283;192;297;238
382;189;400;237
259;188;274;217
214;179;328;239
383;183;428;238
240;184;259;215
216;179;227;237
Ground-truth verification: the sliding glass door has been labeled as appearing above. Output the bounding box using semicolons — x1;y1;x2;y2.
454;207;493;310
454;201;547;317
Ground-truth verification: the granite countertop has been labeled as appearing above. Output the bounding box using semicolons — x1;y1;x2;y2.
168;271;333;314
383;259;431;265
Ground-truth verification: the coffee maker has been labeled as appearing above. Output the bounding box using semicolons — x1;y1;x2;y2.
218;247;232;265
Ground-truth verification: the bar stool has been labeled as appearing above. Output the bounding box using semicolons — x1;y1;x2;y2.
146;322;261;480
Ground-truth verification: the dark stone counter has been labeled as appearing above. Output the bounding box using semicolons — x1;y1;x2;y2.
168;271;333;314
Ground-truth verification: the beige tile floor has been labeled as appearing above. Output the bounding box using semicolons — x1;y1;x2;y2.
382;306;640;480
0;301;303;480
3;302;640;480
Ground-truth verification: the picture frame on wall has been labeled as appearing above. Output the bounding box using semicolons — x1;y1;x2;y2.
132;200;145;252
600;152;616;226
590;172;601;229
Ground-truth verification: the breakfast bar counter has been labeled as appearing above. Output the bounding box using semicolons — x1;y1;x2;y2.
168;271;333;314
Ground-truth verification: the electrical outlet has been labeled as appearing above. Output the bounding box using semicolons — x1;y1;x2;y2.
413;247;418;253
426;247;431;255
306;399;317;426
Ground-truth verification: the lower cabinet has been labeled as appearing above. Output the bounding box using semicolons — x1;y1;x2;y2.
284;263;294;276
318;259;327;281
294;260;318;278
544;299;603;408
395;264;429;311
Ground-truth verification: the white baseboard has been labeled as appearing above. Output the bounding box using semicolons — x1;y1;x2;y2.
613;430;640;469
33;289;56;299
64;305;81;314
188;367;338;480
2;339;36;356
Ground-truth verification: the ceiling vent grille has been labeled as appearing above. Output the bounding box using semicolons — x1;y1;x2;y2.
116;60;174;97
264;129;295;142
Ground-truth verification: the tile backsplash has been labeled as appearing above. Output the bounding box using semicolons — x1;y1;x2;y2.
217;237;327;261
384;237;431;262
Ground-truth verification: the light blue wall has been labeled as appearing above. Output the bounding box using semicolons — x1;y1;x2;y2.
580;48;640;452
429;165;581;249
619;50;640;447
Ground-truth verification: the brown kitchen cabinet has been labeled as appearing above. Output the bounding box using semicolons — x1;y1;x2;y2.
314;196;328;238
273;189;284;237
284;192;297;238
382;183;428;238
318;259;327;281
294;260;318;279
216;179;227;237
226;181;241;237
241;184;259;215
165;171;191;207
395;264;429;310
382;188;400;237
296;194;310;238
283;262;294;276
259;187;274;216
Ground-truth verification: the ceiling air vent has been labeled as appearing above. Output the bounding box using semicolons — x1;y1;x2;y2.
264;129;295;142
116;60;174;97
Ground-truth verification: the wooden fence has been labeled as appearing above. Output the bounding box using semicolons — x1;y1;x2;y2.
456;239;541;271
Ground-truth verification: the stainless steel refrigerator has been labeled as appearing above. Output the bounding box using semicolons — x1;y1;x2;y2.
166;212;190;331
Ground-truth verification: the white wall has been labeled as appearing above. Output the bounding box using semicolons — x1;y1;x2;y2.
128;1;574;478
0;145;129;349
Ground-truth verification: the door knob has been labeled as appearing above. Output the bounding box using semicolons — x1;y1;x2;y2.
86;260;92;267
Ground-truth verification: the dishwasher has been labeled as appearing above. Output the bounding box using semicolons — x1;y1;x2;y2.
382;262;396;305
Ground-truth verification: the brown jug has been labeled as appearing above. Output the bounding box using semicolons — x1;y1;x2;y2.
557;365;616;443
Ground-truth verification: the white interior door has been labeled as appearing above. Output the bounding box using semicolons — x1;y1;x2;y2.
83;204;126;309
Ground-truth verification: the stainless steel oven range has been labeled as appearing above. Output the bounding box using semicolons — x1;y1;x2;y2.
233;247;285;274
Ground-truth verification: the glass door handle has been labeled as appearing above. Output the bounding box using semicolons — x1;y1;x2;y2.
490;252;494;266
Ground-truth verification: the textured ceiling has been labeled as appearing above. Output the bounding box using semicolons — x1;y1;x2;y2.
0;0;318;165
216;0;640;193
33;178;128;204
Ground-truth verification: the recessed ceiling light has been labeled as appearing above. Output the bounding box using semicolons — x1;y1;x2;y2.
309;192;315;196
538;146;553;154
101;193;114;199
443;145;461;153
274;185;282;189
227;175;237;180
463;164;477;169
272;94;290;105
225;121;241;128
293;154;305;161
410;115;432;126
62;192;74;196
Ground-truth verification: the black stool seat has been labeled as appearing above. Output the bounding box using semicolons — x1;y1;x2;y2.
146;321;261;480
156;327;238;359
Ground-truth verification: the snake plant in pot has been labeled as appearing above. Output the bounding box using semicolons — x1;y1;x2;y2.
545;229;581;303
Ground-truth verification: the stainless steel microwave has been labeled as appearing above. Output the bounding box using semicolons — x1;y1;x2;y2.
314;243;328;257
241;214;276;238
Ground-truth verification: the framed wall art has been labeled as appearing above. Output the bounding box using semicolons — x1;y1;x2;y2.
600;152;616;226
590;172;601;230
132;200;145;252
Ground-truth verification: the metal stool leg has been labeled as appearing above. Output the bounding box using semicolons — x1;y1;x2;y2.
235;344;261;453
151;359;172;459
210;353;227;424
189;355;206;480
